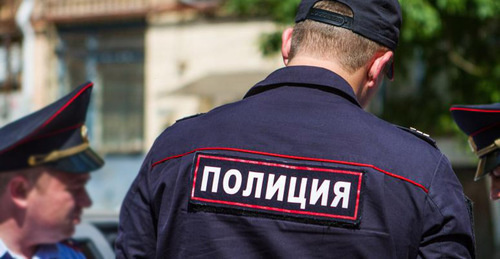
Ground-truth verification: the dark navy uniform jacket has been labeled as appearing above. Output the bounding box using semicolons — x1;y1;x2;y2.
116;66;475;258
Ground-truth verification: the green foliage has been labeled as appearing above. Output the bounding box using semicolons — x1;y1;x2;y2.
400;0;442;40
222;0;499;136
223;0;300;23
221;0;300;57
258;31;283;56
390;0;499;135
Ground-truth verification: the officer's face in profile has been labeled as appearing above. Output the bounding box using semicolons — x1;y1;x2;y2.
491;167;500;200
25;168;92;243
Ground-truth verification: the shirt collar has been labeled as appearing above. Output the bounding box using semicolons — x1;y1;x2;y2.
0;239;59;259
0;239;13;259
244;65;361;107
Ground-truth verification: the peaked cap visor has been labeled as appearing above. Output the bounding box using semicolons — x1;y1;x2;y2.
42;147;105;173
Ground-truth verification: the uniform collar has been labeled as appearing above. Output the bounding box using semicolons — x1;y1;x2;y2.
0;239;13;259
244;66;361;107
0;239;59;259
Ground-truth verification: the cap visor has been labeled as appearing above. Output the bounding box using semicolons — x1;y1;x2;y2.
474;159;486;181
474;151;500;181
386;61;394;81
47;148;104;173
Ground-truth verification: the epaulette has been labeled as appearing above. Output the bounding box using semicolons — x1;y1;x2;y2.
396;125;438;149
175;113;205;123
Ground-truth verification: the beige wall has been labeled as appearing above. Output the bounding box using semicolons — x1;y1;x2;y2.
145;18;282;148
0;24;55;125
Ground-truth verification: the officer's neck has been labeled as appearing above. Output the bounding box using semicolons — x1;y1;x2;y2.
287;56;367;102
0;218;38;258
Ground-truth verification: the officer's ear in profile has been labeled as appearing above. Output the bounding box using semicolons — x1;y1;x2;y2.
281;27;294;66
354;51;393;108
7;174;33;209
365;51;393;88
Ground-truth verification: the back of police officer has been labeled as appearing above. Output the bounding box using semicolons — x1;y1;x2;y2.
116;0;475;258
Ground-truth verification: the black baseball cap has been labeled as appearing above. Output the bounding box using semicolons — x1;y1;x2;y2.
450;103;500;180
295;0;402;50
0;82;104;173
295;0;401;79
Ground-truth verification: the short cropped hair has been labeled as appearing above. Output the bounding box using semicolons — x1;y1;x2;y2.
289;1;388;73
0;167;43;194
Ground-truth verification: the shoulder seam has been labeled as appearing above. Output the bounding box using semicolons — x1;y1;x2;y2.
425;154;446;217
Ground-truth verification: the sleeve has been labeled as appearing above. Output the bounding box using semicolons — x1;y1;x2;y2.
418;155;476;258
115;157;157;259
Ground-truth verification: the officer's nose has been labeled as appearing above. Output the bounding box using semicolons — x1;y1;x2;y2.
79;188;93;208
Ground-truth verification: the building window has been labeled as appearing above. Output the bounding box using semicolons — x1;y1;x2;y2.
57;23;145;154
0;37;22;91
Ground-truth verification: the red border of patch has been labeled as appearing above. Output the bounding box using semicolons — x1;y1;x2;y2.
191;154;363;221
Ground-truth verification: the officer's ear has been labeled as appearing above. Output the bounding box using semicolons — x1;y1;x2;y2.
9;175;33;208
366;50;394;88
281;27;294;66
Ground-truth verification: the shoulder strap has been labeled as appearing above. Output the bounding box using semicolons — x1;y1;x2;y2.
396;125;438;149
176;113;206;123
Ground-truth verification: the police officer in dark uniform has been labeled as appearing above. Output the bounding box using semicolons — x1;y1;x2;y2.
451;103;500;200
117;0;475;258
0;83;104;259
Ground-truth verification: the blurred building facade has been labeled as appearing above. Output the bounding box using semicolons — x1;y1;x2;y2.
0;0;498;257
1;0;281;152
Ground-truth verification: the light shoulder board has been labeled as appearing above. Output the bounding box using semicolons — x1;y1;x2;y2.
397;125;437;148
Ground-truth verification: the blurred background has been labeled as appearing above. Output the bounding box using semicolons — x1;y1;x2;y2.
0;0;498;257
